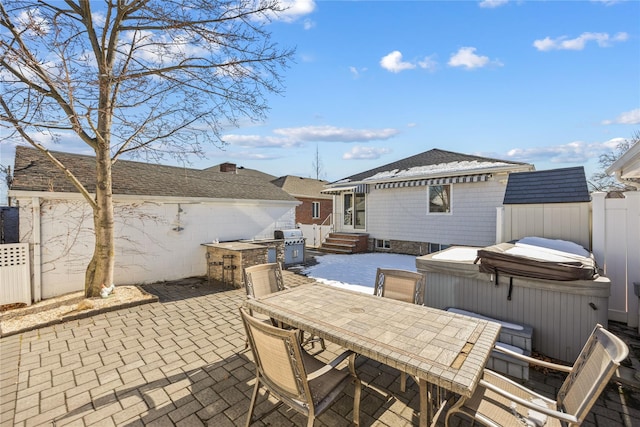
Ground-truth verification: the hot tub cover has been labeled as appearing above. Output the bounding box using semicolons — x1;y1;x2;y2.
475;237;598;281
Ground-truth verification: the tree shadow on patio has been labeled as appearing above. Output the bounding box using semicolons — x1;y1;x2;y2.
50;345;418;426
140;276;232;303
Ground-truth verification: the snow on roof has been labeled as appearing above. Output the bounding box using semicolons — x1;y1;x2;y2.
363;160;513;181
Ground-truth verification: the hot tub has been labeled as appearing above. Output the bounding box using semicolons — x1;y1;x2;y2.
416;245;610;362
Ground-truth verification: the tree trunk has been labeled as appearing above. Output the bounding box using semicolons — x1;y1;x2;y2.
84;148;115;298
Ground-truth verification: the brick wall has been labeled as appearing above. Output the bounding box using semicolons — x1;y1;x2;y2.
369;238;426;256
295;197;332;225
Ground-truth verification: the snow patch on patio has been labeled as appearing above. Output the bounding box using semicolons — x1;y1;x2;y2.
300;252;417;294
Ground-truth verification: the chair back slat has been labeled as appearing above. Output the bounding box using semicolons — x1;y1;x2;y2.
241;308;307;401
558;324;629;422
245;263;285;299
374;268;425;305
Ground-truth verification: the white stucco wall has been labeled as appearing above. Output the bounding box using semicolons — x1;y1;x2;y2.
365;177;508;248
15;195;296;298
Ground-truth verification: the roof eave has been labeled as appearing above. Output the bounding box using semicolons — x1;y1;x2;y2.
359;164;533;185
8;190;300;206
606;142;640;180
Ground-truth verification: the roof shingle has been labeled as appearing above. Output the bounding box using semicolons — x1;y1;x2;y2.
10;146;296;202
333;148;530;183
503;166;590;204
271;175;331;199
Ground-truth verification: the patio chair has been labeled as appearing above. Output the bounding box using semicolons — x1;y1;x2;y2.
240;307;361;427
244;263;325;351
373;268;425;305
443;323;629;427
373;268;426;391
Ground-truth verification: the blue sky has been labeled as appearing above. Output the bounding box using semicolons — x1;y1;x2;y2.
1;0;639;203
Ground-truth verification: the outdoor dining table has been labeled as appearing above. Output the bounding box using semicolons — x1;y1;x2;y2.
243;282;502;426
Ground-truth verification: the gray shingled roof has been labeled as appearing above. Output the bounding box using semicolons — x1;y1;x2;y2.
271;176;331;199
202;163;276;181
10;146;296;202
334;148;530;183
503;166;590;204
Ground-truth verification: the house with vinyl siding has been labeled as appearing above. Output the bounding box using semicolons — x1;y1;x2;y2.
322;148;534;255
8;146;298;299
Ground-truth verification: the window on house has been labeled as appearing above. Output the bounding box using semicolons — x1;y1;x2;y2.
312;202;320;219
428;243;450;254
428;184;451;214
376;239;390;249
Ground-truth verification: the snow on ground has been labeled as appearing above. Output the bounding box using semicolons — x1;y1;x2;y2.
299;252;418;294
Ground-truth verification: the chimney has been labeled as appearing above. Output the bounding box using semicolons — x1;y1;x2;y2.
220;162;237;173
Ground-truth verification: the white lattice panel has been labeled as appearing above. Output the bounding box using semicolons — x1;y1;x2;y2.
0;243;31;306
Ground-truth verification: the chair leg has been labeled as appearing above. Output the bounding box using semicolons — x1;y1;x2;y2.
353;376;361;426
444;395;467;427
400;372;407;392
246;378;261;427
301;332;325;352
349;353;361;426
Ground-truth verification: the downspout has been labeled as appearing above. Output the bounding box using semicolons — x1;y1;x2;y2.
32;197;41;302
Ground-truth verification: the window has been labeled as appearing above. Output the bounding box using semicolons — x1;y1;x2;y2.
428;243;450;254
354;193;366;229
428;184;451;214
343;193;353;225
376;239;390;249
312;202;320;219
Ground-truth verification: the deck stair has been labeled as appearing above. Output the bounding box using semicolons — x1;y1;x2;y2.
319;233;369;254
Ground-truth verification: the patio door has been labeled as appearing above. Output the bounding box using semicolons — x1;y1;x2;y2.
342;192;366;230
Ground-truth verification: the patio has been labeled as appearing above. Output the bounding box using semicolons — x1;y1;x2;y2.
1;273;639;427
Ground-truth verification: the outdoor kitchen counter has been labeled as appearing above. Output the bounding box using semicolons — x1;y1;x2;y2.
202;241;267;251
202;241;275;288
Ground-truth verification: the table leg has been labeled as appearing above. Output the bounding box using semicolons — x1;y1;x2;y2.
419;378;430;427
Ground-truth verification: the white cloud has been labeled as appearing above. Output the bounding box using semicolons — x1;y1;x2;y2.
343;146;391;160
602;108;640;125
223;125;400;148
276;0;317;22
380;51;416;73
221;134;303;148
479;0;509;8
503;138;626;164
448;47;499;69
303;18;316;30
17;8;50;35
349;66;368;78
533;32;628;51
591;0;625;5
274;125;400;142
418;55;438;72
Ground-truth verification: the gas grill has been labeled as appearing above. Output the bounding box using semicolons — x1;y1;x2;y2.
274;229;305;265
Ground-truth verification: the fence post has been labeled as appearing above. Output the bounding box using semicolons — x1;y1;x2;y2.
591;192;606;268
32;197;42;302
625;191;640;329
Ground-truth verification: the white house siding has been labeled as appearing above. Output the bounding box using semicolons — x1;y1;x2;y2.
16;196;296;299
366;178;507;248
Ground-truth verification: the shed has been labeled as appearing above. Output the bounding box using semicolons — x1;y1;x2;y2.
499;167;591;249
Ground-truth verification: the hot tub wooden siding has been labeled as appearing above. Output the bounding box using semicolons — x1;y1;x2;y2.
417;247;610;362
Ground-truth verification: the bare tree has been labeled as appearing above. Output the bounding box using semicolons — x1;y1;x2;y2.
0;0;294;297
589;131;640;192
311;143;325;180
